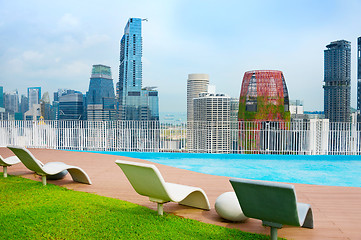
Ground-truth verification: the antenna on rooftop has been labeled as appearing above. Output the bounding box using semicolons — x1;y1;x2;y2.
142;18;148;22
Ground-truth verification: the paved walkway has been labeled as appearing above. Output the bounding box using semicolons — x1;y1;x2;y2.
1;148;360;239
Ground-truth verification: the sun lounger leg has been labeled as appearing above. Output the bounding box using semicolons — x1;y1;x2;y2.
42;175;47;186
3;166;7;178
157;203;164;215
270;227;277;240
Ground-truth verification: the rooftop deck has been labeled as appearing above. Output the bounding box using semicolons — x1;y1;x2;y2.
1;147;360;240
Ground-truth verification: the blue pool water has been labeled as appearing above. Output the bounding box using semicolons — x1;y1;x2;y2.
87;151;361;187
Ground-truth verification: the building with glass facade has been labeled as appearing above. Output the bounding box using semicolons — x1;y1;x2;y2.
0;86;3;108
28;87;41;110
357;37;361;116
20;95;28;116
86;64;117;121
117;18;159;121
4;90;19;119
40;92;51;120
323;40;351;122
59;90;84;120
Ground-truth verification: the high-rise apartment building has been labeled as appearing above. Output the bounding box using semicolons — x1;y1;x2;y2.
186;73;209;150
230;98;240;122
357;37;361;114
323;40;351;122
117;18;159;121
193;92;231;153
86;64;117;121
28;87;41;110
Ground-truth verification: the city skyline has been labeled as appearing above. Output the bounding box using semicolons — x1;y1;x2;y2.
1;0;361;112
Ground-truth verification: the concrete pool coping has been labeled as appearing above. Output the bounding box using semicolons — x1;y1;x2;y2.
1;147;360;240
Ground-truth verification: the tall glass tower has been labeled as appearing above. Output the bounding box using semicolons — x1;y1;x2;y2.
323;40;351;122
59;90;84;120
27;87;41;110
357;37;361;113
0;86;3;108
117;18;159;120
86;64;116;120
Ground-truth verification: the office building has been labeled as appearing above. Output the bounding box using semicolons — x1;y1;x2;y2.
193;92;231;153
86;64;117;121
141;87;159;120
239;70;290;121
4;90;19;119
28;87;41;110
24;87;41;120
238;70;290;153
0;87;4;119
40;92;51;120
20;95;29;116
52;89;71;120
323;40;351;122
0;86;3;108
117;18;159;121
357;37;361;122
186;73;209;150
59;90;84;120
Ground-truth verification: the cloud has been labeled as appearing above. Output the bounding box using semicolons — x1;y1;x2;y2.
22;50;44;62
83;34;111;47
63;60;90;77
58;13;80;30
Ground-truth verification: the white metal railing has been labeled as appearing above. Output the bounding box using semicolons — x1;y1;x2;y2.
0;119;360;155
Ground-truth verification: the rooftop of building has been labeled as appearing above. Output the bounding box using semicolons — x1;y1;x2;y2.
326;40;351;49
1;147;360;240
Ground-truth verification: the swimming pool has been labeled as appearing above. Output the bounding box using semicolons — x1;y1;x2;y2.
87;151;361;188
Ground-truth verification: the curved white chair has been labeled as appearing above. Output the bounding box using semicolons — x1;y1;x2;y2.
0;155;21;178
7;145;92;186
115;160;210;215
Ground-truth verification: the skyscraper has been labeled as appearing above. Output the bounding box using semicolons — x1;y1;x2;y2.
238;70;290;153
0;86;3;108
20;95;28;115
4;90;19;115
117;18;159;121
86;64;116;121
238;70;290;121
357;37;361;114
28;87;41;110
59;90;84;120
40;92;51;120
186;73;209;150
323;40;351;122
193;92;231;153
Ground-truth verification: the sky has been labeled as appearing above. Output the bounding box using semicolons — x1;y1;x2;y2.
1;0;361;112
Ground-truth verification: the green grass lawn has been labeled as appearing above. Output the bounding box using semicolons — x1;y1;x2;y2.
0;174;282;239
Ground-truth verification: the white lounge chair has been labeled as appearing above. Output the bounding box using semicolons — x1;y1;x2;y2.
0;155;21;178
230;178;313;240
7;145;92;186
115;160;210;215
